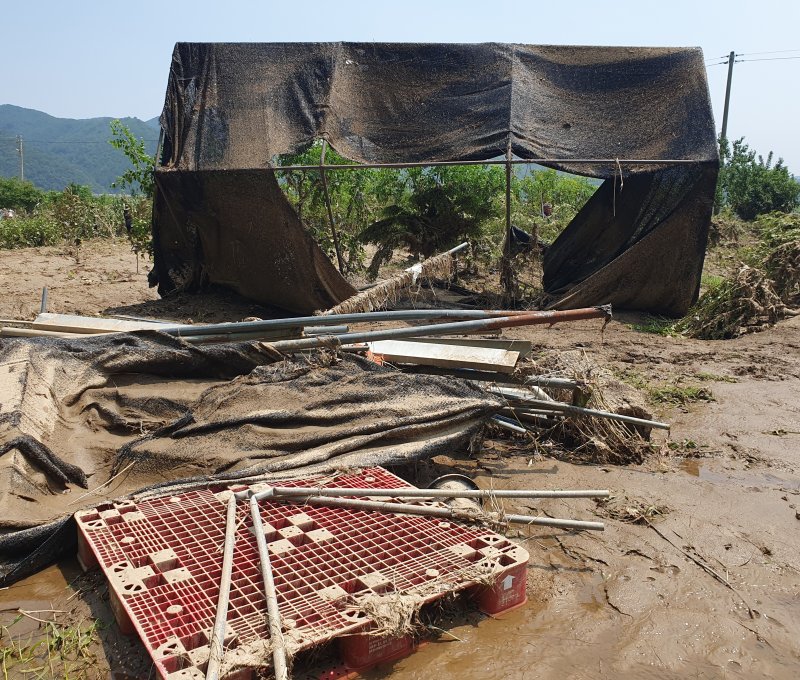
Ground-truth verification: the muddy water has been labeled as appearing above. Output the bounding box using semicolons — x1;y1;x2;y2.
2;379;799;679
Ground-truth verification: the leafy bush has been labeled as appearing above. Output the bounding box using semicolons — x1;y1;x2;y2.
716;138;800;220
0;181;151;250
0;213;63;248
0;176;47;212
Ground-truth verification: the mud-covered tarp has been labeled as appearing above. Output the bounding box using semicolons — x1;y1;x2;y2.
0;334;502;585
152;42;718;315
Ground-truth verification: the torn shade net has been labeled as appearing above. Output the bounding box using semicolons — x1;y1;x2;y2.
152;43;718;315
0;334;502;585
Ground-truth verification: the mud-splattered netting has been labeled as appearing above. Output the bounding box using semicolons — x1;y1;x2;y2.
0;334;502;585
152;42;718;316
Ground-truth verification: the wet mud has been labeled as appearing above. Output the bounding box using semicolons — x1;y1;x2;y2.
1;241;799;678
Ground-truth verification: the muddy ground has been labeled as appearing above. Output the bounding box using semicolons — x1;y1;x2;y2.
1;238;798;679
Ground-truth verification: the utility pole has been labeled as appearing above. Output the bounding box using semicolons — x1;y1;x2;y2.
720;51;735;147
15;135;24;181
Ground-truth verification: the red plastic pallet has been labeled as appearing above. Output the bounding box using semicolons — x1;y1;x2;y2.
75;468;528;679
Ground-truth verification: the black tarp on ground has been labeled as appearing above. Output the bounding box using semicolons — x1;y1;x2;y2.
0;335;502;585
152;43;718;315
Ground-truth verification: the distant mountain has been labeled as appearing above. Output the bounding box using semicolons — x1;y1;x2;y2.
0;105;159;193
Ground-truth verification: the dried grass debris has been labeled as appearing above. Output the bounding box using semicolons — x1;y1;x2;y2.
678;265;786;340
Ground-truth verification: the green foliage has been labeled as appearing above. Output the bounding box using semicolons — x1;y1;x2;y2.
0;176;47;211
629;315;678;336
648;384;714;405
277;142;386;272
0;212;63;248
109;120;157;257
109;119;155;198
276;143;597;277
0;182;150;250
716;137;800;220
360;165;505;268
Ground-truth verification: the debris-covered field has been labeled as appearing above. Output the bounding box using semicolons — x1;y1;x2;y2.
0;238;799;679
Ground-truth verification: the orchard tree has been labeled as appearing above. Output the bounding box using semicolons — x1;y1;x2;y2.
717;137;800;220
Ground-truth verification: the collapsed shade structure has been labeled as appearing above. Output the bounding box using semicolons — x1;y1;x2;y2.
152;43;719;315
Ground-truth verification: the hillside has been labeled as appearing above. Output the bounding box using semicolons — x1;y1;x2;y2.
0;105;158;193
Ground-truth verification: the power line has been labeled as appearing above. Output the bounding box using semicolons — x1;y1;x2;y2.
736;55;800;63
736;48;800;57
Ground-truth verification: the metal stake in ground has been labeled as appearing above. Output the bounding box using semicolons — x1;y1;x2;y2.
249;496;290;680
206;494;238;680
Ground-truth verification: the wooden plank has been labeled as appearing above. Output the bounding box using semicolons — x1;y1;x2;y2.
32;313;167;334
1;327;110;339
368;339;519;373
403;336;533;359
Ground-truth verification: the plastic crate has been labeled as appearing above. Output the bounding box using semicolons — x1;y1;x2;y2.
75;468;528;678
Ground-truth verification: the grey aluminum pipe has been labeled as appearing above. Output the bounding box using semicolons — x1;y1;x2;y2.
506;400;670;430
491;416;529;434
249;496;290;680
258;486;610;501
265;307;611;353
267;496;605;531
206;494;238;680
155;308;532;338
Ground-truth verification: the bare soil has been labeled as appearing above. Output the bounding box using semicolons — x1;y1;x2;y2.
1;239;799;679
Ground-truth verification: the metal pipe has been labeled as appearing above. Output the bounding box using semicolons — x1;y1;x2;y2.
273;495;604;531
40;287;48;314
249;496;289;680
492;415;529;434
505;400;670;430
260;486;610;501
155;309;531;338
206;494;238;680
488;385;554;402
267;158;705;172
266;307;611;353
182;325;349;345
525;376;579;389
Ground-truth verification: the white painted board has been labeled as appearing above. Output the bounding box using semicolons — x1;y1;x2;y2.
368;340;519;373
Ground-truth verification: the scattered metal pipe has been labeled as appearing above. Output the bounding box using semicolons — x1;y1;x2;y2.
273;495;604;531
259;486;609;501
491;415;529;434
182;325;349;345
524;376;579;389
489;385;555;402
249;496;290;680
206;494;238;680
155;309;532;338
265;307;611;353
506;400;670;430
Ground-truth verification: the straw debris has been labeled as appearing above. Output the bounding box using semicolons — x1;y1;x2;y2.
678;265;786;340
323;247;457;315
522;350;654;465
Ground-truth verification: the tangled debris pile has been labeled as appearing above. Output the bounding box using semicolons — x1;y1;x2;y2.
680;213;800;339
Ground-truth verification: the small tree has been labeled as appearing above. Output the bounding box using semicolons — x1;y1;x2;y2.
717;137;800;220
109;120;156;258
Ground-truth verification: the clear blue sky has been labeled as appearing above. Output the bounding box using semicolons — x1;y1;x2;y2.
3;1;799;169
